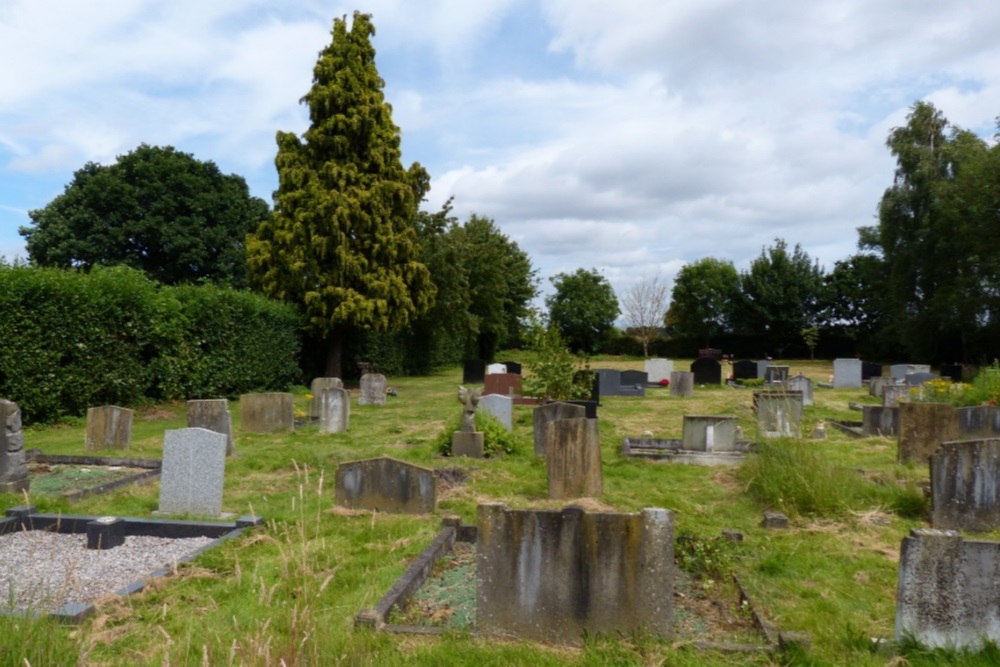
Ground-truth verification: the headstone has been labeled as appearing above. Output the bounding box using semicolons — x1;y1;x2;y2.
732;360;757;380
786;374;814;406
763;365;789;385
861;361;882;381
595;369;622;396
453;386;485;457
334;456;436;514
480;394;513;432
186;399;234;455
158;427;227;516
690;358;722;385
862;405;898;437
644;358;673;384
85;406;134;450
533;402;586;457
619;370;648;397
931;439;1000;531
956;406;1000;438
359;373;387;406
477;503;673;644
670;371;694;397
698;348;722;360
318;386;350;434
891;364;931;380
940;363;963;382
309;377;343;418
832;359;862;389
499;360;523;375
240;393;294;433
898;403;958;464
545;417;603;499
869;376;894;398
486;363;507;375
883;385;909;407
462;359;486;384
483;372;522;398
754;390;804;438
567;400;598;419
756;360;771;379
681;415;739;452
905;371;939;387
0;399;28;493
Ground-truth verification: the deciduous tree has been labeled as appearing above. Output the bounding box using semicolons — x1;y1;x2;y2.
546;268;619;354
666;258;741;346
620;274;670;357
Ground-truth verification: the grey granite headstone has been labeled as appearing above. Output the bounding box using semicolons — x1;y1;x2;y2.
0;399;28;493
756;360;771;379
85;406;134;450
309;377;344;417
833;359;862;388
158;427;227;516
359;373;387;406
480;394;513;432
644;358;673;384
318;386;350;434
186;399;234;455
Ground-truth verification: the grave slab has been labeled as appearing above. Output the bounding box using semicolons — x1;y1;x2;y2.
85;406;133;451
832;359;862;389
318;386;350;434
239;393;294;433
158;428;227;517
335;456;436;514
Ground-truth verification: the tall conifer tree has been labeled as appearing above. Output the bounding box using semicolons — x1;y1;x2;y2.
247;12;433;377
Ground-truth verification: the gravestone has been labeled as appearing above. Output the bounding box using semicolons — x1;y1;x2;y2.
483;372;522;398
309;377;343;418
480;394;513;432
862;361;882;381
756;360;771;379
619;370;648;397
698;348;722;360
897;403;958;464
754;390;804;438
690;358;722;385
0;399;28;493
732;360;757;380
545;417;603;499
186;399;234;455
862;405;898;437
931;439;1000;531
462;359;486;385
486;363;507;375
905;371;939;387
832;359;862;389
240;393;294;433
477;503;673;644
763;365;789;385
670;371;694;397
645;358;673;384
940;363;963;382
956;406;1000;438
869;376;893;398
533;402;587;457
452;386;484;458
498;360;523;375
318;387;350;434
883;385;908;407
594;369;622;396
335;456;436;514
359;373;388;406
681;415;739;452
158;427;227;517
786;374;814;406
85;406;134;450
891;363;931;380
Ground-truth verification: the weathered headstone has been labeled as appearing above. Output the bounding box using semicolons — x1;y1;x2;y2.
186;399;234;455
483;372;522;398
732;360;757;380
883;384;909;407
480;394;513;432
754;390;804;438
670;371;694;397
545;417;603;499
898;402;958;464
477;503;673;644
158;427;227;516
956;406;1000;438
462;359;486;385
240;393;294;433
309;377;344;418
645;358;673;384
763;365;789;385
85;406;134;450
681;415;739;452
862;405;898;437
0;399;28;493
318;386;350;434
533;401;586;457
359;373;387;406
931;439;1000;531
690;358;722;385
486;363;507;375
335;456;435;514
832;359;862;389
786;374;814;406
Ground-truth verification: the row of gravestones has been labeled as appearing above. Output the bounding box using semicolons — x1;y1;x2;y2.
832;359;964;389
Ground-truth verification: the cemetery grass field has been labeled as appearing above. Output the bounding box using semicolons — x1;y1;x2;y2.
1;358;997;666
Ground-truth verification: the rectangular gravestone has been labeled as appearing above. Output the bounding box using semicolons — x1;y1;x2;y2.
483;373;522;398
869;376;893;398
463;359;486;384
891;363;931;380
0;399;28;493
754;390;803;438
670;371;694;397
158;427;227;516
862;405;898;436
85;406;134;451
486;363;507;375
905;371;939;387
534;401;587;458
359;373;387;406
681;415;739;452
480;394;513;432
645;359;673;384
786;374;814;406
594;369;623;396
240;393;294;433
898;403;959;464
756;360;771;379
309;377;344;418
956;406;1000;438
186;399;234;455
862;361;882;381
477;503;674;644
499;360;523;375
318;386;350;434
545;417;603;499
690;358;722;385
732;360;757;380
763;365;789;385
931;439;1000;531
619;370;647;397
833;359;862;388
335;456;435;514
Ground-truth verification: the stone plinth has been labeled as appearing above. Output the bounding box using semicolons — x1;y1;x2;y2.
359;373;387;406
898;403;958;464
681;415;739;452
85;406;134;451
239;393;294;433
309;377;344;417
669;371;694;397
452;431;485;458
335;456;435;514
186;399;234;455
545;417;603;499
158;428;227;516
533;402;586;457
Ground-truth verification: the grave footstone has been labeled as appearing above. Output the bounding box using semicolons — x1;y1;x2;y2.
533;401;587;457
786;374;814;406
480;394;513;432
690;358;722;385
670;371;694;397
645;358;673;384
898;403;958;464
359;373;387;406
318;387;350;434
0;399;28;493
158;427;227;517
681;415;739;452
545;417;603;499
335;456;435;514
309;378;344;418
186;399;234;455
832;359;862;389
732;360;757;380
85;406;134;450
462;359;486;384
932;439;1000;531
240;393;294;433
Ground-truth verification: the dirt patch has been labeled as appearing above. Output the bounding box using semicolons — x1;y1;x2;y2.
28;463;149;495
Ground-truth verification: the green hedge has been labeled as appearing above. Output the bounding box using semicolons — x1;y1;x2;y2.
0;264;301;423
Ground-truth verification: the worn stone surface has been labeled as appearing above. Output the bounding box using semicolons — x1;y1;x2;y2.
480;394;513;432
483;373;522;398
761;511;788;528
754;390;803;438
239;393;294;433
476;503;673;644
956;406;1000;437
0;399;28;493
335;456;435;513
452;431;485;458
546;417;603;499
862;405;899;437
690;358;722;385
669;371;694;397
833;359;862;389
898;403;959;464
883;385;909;407
309;378;343;417
158;427;227;516
85;406;134;451
786;374;814;406
533;402;586;457
931;439;1000;531
186;399;234;455
681;415;738;452
869;376;893;398
318;387;350;434
644;358;673;384
359;373;387;406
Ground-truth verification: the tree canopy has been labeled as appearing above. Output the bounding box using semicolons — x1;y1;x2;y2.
246;12;433;377
666;258;741;346
20;144;269;287
546;268;619;354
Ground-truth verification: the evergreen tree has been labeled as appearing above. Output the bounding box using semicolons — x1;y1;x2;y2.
246;12;433;378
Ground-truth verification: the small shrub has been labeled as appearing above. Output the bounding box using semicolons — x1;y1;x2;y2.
675;531;739;579
434;410;523;457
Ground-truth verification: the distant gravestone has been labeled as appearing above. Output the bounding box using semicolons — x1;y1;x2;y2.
862;361;882;381
545;417;603;499
480;394;513;432
883;385;909;407
462;359;486;384
956;406;1000;438
645;358;673;384
690;358;722;385
483;373;522;398
763;365;789;385
898;403;958;464
595;369;622;396
832;359;862;389
891;364;931;380
186;399;234;456
158;427;227;517
869;376;893;398
732;360;757;380
670;371;694;397
309;378;344;418
931;439;1000;531
359;373;387;406
533;401;586;457
681;415;739;452
755;390;803;438
619;370;647;396
940;363;963;382
786;374;814;406
0;399;28;493
756;360;771;379
486;363;507;375
906;372;939;387
335;456;436;514
499;360;523;375
240;393;294;433
452;386;484;457
318;387;350;434
862;405;898;437
85;406;134;451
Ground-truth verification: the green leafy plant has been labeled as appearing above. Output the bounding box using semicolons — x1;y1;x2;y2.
521;316;593;401
434;410;522;457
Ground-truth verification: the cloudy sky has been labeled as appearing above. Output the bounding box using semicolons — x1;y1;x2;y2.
2;0;999;304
